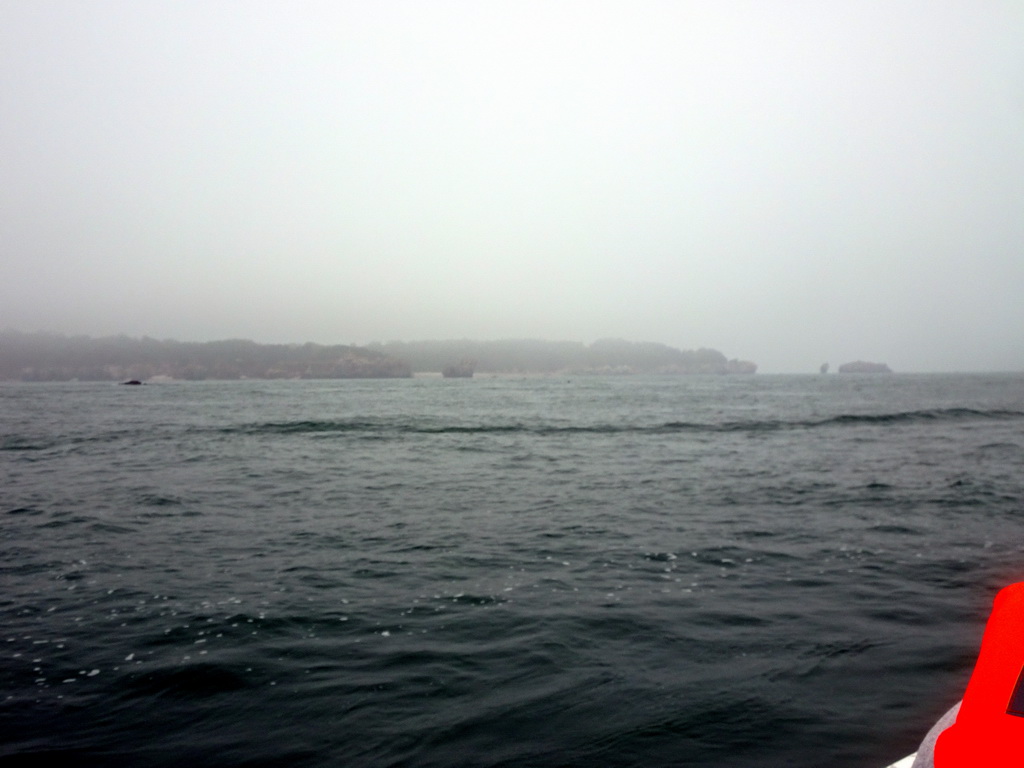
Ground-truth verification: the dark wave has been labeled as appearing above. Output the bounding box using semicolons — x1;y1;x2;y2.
0;438;53;451
220;407;1024;438
822;407;1024;425
125;662;253;699
666;408;1024;433
1;429;166;452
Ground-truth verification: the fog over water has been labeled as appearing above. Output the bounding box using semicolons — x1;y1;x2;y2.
2;1;1023;373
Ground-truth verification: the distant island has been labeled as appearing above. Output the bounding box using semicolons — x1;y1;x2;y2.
0;331;757;381
837;360;893;374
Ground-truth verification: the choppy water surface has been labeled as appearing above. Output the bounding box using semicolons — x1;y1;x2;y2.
2;374;1023;767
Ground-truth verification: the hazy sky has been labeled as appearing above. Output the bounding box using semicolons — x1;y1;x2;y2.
2;1;1023;372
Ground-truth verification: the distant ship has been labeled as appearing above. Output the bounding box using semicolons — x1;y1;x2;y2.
442;359;475;378
838;360;892;374
820;363;829;374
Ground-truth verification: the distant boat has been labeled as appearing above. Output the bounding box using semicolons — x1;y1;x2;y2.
121;379;144;385
442;359;475;379
838;361;892;374
820;363;829;374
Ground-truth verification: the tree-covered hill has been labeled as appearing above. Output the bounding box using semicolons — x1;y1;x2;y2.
368;338;756;375
0;332;412;381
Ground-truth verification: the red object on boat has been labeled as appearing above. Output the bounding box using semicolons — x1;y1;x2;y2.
935;582;1024;765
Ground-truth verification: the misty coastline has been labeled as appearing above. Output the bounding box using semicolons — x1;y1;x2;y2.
0;331;756;381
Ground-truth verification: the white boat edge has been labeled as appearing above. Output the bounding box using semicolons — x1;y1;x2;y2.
885;755;916;768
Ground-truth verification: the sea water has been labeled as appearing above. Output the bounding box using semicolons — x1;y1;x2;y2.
2;374;1023;767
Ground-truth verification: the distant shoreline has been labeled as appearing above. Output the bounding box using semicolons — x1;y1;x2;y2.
0;332;757;381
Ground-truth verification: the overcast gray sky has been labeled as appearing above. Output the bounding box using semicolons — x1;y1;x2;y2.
2;1;1023;372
